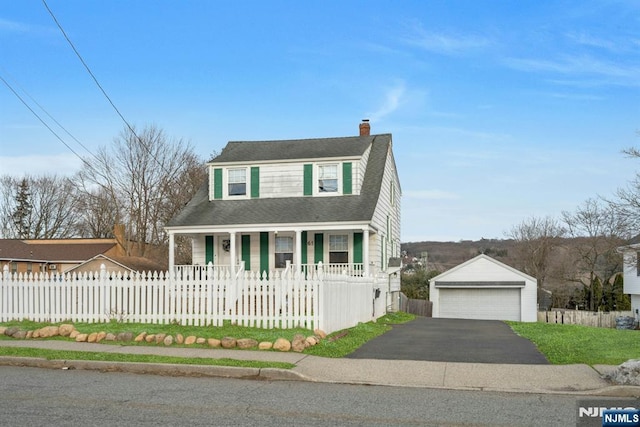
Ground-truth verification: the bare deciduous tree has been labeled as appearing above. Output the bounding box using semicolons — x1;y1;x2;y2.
561;198;629;310
506;215;566;290
0;174;80;239
77;124;205;258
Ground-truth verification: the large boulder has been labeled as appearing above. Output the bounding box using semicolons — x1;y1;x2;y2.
207;338;221;348
291;334;308;353
605;359;640;386
273;338;291;352
220;337;237;349
236;338;258;349
59;324;75;337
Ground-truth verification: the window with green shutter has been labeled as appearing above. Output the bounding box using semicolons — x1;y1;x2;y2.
303;164;313;196
343;162;352;194
213;168;223;199
251;167;259;198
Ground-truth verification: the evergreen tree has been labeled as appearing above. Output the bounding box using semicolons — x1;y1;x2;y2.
11;178;32;238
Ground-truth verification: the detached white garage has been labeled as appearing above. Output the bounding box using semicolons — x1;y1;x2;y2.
429;254;537;322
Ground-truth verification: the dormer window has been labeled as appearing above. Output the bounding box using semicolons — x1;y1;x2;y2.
318;164;338;193
228;168;246;196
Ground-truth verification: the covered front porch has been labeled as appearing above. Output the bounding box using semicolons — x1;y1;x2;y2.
167;224;380;278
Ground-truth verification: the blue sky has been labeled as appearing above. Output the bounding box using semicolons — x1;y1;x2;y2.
1;1;639;242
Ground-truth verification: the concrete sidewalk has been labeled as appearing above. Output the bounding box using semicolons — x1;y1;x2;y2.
0;340;637;397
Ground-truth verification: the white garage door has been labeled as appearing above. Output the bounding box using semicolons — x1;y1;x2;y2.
438;288;521;321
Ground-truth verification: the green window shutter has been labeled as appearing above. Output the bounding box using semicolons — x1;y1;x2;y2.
205;236;214;264
301;231;308;264
241;235;251;270
353;232;363;264
260;232;269;278
314;233;324;264
303;164;313;196
213;168;223;199
250;167;260;198
342;162;352;195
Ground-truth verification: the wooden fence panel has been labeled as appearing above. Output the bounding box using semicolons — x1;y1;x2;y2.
537;310;634;328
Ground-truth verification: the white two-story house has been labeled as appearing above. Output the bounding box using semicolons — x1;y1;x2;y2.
165;121;401;278
616;236;640;321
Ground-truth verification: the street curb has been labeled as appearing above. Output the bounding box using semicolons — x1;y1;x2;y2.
1;355;638;396
0;356;303;381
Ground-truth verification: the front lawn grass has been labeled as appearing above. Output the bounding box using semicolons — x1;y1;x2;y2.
0;312;416;363
507;321;640;365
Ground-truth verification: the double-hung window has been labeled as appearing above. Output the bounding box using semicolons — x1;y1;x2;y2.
318;164;338;193
329;234;348;263
275;236;293;268
228;168;246;196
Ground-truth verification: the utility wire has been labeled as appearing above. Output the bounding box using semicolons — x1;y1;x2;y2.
42;0;174;178
0;66;97;160
0;74;93;171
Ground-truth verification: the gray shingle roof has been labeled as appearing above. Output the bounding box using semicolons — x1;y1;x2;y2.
168;134;391;227
210;135;377;163
0;239;116;262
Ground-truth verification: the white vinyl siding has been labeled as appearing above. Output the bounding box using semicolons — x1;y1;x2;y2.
370;146;401;269
623;250;640;294
212;160;362;199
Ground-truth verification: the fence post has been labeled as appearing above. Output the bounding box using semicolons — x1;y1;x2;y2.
100;263;108;322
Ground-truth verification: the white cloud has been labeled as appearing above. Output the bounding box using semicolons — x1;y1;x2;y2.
503;55;640;86
367;82;406;122
402;25;492;56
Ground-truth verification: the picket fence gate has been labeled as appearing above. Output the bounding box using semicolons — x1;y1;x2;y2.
1;264;387;334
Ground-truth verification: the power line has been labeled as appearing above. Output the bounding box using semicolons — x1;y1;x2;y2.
0;73;92;171
0;66;97;160
41;0;174;178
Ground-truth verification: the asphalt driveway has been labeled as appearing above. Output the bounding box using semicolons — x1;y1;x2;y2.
346;317;549;364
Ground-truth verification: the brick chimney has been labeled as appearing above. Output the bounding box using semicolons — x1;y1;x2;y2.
359;119;370;136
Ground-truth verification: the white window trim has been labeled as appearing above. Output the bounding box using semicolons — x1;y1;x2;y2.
225;167;250;199
314;163;343;196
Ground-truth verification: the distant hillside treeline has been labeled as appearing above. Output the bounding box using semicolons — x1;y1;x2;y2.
401;239;513;272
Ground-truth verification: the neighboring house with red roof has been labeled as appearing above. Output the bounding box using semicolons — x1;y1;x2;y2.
0;238;121;275
0;226;166;276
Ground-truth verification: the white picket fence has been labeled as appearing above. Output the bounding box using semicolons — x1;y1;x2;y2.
0;264;387;334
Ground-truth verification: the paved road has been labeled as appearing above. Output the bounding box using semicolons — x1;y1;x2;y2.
346;317;550;364
1;365;622;427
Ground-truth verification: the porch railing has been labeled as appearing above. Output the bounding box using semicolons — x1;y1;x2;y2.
173;262;245;280
175;262;367;279
291;262;366;277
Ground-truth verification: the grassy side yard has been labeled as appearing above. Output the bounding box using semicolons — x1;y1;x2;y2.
507;321;640;365
0;312;416;365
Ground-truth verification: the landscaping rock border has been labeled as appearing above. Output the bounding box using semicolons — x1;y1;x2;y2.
0;325;327;353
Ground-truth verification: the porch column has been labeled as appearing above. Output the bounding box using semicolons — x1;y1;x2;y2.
229;231;237;275
363;228;370;276
168;231;175;275
295;229;302;268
